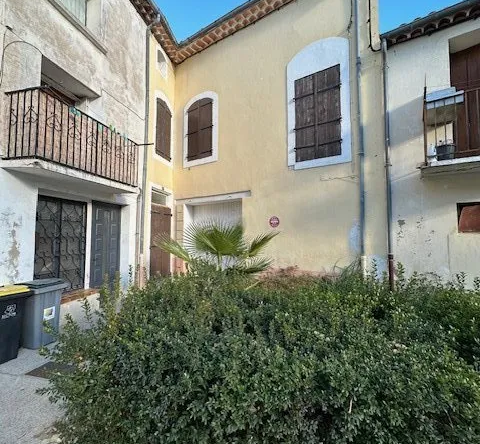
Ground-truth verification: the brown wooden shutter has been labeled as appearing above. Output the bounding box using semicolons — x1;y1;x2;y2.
155;98;171;161
294;64;341;162
450;44;480;157
187;98;213;161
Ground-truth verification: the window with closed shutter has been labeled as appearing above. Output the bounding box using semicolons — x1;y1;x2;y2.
155;98;172;161
294;64;341;162
186;98;213;161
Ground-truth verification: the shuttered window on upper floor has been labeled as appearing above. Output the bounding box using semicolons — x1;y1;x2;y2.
156;98;172;161
294;64;341;163
186;98;213;161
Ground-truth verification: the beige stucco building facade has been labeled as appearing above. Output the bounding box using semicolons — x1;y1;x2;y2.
143;0;387;277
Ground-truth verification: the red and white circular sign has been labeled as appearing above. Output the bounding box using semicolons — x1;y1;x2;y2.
269;216;280;228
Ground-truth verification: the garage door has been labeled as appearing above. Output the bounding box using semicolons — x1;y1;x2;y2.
192;201;242;225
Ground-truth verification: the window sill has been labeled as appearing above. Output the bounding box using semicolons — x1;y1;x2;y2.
184;154;217;169
47;0;108;55
290;152;352;170
153;151;173;168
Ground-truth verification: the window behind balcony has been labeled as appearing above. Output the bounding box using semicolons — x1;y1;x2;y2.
58;0;87;24
450;43;480;158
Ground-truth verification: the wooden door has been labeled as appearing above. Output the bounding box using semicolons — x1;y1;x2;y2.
450;43;480;157
150;204;172;277
90;202;121;288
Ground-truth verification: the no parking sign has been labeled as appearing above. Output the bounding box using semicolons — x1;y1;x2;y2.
269;216;280;228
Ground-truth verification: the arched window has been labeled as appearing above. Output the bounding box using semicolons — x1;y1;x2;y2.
287;37;352;169
157;47;168;79
183;92;219;168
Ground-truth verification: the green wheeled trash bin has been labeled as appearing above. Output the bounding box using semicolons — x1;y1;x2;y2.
0;285;32;364
21;279;69;349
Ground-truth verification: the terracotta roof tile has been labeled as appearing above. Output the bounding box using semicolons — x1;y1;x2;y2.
383;0;480;47
130;0;296;65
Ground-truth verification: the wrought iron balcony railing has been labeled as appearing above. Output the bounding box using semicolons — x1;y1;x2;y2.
424;86;480;164
4;87;138;187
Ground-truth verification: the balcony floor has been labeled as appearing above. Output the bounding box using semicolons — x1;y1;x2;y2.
1;158;138;194
419;155;480;177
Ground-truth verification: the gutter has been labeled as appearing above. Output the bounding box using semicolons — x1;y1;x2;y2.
382;38;395;290
354;0;367;276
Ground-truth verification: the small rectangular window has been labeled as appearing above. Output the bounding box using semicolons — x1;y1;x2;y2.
57;0;87;24
458;203;480;233
294;64;341;163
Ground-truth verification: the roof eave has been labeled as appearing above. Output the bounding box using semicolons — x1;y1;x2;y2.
382;0;480;48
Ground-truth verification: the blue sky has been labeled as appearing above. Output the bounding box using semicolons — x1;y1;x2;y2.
155;0;457;42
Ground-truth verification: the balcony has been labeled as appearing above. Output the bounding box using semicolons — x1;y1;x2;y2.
421;87;480;176
3;87;138;189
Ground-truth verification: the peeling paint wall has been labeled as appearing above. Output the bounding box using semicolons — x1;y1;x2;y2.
0;0;147;285
0;170;37;284
387;20;480;286
1;0;146;150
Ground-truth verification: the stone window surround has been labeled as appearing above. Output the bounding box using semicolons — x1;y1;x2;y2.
287;37;352;170
47;0;108;54
183;91;219;169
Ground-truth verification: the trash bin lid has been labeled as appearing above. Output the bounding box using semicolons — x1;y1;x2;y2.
20;278;66;289
0;285;30;297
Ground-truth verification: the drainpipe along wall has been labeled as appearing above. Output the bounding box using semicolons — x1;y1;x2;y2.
354;0;367;276
138;14;161;285
382;38;395;290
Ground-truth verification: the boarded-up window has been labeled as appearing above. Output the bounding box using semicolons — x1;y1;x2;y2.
187;98;213;161
294;64;341;162
458;203;480;233
156;98;171;161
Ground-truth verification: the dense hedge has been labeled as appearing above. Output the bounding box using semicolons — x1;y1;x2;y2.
42;270;480;443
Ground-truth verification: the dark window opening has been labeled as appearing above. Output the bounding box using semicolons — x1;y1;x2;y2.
187;98;213;161
155;98;172;161
458;202;480;233
35;196;87;291
294;64;342;163
41;78;78;107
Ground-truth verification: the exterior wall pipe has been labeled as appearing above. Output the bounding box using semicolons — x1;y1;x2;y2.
138;14;161;283
354;0;367;276
382;38;395;290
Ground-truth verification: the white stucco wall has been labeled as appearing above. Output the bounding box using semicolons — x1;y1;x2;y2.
0;0;146;286
387;20;480;285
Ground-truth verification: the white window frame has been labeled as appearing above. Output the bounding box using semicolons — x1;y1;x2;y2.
153;90;174;167
183;91;219;168
156;45;168;80
287;37;352;170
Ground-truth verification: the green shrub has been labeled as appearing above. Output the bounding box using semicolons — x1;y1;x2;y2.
41;270;480;443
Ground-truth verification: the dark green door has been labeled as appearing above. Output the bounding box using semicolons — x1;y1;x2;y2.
90;202;121;288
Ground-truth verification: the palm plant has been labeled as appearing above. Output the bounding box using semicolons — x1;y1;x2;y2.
156;220;278;274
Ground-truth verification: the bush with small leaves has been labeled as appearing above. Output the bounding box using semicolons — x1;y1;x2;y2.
41;268;480;443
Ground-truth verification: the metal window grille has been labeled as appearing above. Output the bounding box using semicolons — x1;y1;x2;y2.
34;196;87;291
